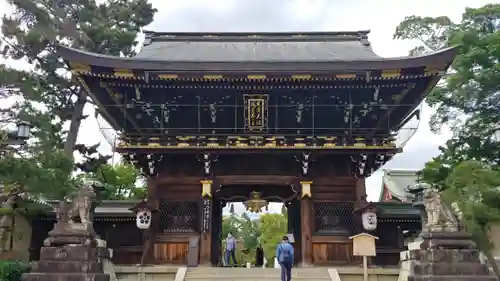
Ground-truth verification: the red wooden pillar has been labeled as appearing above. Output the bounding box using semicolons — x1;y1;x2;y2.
300;181;313;266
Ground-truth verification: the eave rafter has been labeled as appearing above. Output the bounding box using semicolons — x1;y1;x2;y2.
68;67;445;84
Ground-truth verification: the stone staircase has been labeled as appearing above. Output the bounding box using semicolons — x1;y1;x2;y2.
184;267;332;281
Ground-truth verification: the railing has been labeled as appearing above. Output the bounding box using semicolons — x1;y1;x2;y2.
96;106;421;150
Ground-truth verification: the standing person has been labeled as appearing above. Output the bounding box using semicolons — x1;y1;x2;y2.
276;236;294;281
225;232;237;267
255;243;264;267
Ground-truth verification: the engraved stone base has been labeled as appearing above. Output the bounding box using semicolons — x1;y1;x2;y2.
44;222;98;247
407;232;496;281
22;245;110;281
419;231;476;250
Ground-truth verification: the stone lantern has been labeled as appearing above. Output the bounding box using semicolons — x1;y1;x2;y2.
406;182;430;233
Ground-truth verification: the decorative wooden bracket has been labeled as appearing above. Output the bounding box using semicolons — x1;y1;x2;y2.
200;180;213;198
197;152;219;177
300;181;313;198
294;152;315;176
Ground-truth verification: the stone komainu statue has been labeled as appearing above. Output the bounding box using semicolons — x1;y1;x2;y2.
423;187;464;232
57;182;95;225
44;181;97;246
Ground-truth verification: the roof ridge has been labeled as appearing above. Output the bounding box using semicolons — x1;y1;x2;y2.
142;30;372;46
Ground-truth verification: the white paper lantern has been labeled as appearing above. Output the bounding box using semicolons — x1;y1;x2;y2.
362;211;378;231
136;210;152;229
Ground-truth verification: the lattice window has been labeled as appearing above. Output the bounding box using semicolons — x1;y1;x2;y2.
314;202;354;235
159;200;199;233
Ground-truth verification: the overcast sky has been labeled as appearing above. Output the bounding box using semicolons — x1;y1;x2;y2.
0;0;491;215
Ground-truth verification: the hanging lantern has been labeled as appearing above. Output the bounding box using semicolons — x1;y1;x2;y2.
230;203;235;214
129;200;153;230
136;209;152;229
244;191;269;213
354;202;379;232
281;204;287;215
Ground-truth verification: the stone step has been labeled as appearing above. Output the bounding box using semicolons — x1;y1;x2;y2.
413;262;490;275
22;273;110;281
186;274;329;278
187;268;328;273
184;275;330;281
31;260;103;273
186;275;329;279
408;276;498;281
186;268;329;278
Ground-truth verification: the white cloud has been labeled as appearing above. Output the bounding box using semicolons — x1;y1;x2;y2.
2;0;490;207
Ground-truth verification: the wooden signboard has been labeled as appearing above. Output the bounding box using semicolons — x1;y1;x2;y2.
349;233;379;281
349;233;378;257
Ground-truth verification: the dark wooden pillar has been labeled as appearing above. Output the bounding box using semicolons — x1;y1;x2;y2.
210;199;223;265
354;177;366;208
199;180;213;265
143;177;158;264
300;181;313;267
354;177;367;234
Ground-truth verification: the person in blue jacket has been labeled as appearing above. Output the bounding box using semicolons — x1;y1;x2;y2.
276;235;294;281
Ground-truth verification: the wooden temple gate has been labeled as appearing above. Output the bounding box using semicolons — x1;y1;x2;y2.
55;30;457;267
137;154;372;266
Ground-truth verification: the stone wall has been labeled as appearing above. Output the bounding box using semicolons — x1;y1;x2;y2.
0;215;32;261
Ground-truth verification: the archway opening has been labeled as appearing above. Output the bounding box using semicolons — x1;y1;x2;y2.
211;184;300;267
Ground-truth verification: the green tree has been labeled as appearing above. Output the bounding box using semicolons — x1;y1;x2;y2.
0;0;156;181
394;4;500;180
221;213;242;240
220;211;288;266
80;163;146;200
394;4;500;275
257;213;287;264
0;0;156;246
441;160;500;277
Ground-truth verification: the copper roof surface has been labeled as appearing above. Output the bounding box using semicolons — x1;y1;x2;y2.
135;31;381;62
57;31;458;72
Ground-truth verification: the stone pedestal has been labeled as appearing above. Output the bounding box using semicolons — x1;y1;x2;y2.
406;231;497;281
22;222;110;281
22;245;110;281
43;222;98;247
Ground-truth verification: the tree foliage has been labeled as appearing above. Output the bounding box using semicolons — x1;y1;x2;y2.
394;5;500;275
0;0;156;198
221;212;287;266
0;0;155;250
394;4;500;185
78;163;146;200
441;160;500;276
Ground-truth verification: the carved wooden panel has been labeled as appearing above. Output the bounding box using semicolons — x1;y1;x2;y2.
153;243;188;263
